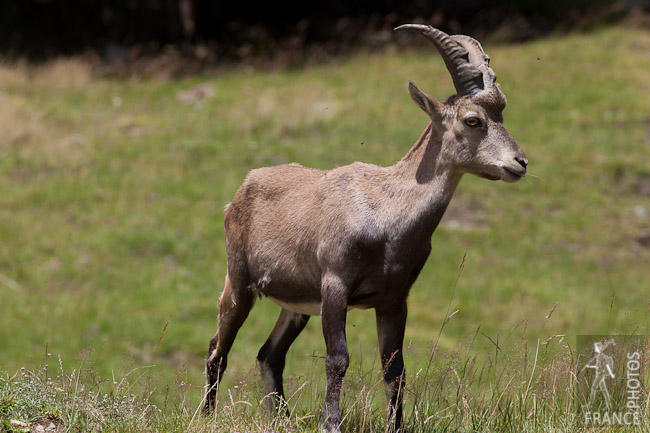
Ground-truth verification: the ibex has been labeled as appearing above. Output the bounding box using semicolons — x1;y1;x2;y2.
205;24;527;433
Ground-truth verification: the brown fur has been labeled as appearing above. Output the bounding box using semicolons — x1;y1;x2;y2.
205;28;527;433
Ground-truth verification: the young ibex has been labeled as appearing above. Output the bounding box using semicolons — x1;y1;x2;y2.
205;24;527;432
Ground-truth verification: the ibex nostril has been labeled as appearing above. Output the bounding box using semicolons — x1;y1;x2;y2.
515;157;528;168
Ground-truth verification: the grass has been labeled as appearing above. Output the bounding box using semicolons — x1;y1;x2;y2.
1;25;650;431
0;334;580;432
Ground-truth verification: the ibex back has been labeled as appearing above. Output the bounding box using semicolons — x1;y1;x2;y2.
204;24;527;433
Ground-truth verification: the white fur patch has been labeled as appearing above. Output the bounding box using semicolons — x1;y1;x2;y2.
267;297;369;316
268;297;321;316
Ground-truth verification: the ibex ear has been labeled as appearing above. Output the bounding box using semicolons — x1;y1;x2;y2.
408;81;443;120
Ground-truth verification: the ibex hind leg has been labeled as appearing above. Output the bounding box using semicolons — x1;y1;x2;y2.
257;309;310;414
204;273;255;413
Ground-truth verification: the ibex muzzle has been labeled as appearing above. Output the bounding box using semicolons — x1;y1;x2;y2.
204;24;527;433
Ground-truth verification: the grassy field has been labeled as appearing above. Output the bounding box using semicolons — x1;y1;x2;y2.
1;25;650;431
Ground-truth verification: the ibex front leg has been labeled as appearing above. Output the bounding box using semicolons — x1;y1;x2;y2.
320;274;350;433
376;303;407;433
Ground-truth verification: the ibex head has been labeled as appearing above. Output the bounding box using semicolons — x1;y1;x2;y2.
396;24;527;182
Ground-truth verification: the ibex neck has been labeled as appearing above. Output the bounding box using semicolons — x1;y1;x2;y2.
384;121;462;236
397;121;460;183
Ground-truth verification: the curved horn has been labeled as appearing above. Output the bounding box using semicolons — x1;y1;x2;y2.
450;34;506;109
394;24;483;96
450;35;496;88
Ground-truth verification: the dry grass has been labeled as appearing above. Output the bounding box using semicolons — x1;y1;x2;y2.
4;333;641;433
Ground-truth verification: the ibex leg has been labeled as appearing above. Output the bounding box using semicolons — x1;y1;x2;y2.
204;273;255;413
257;308;310;414
376;303;407;433
320;274;349;433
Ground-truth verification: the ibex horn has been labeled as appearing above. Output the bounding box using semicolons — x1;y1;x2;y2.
394;24;485;96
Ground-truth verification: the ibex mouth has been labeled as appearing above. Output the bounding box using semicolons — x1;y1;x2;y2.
502;166;526;181
478;172;501;181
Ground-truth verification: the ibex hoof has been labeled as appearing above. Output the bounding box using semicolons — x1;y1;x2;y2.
320;416;342;433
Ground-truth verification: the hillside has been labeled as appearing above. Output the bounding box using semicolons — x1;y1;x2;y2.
1;25;649;432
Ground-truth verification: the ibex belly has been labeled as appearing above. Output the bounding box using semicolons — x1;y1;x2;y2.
266;296;370;316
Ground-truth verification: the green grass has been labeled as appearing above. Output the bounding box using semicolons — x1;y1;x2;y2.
0;335;584;433
1;25;650;431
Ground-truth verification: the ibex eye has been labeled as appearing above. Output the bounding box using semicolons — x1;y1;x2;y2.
464;117;480;127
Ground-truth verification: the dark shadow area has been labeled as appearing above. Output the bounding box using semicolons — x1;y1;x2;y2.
1;0;649;73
